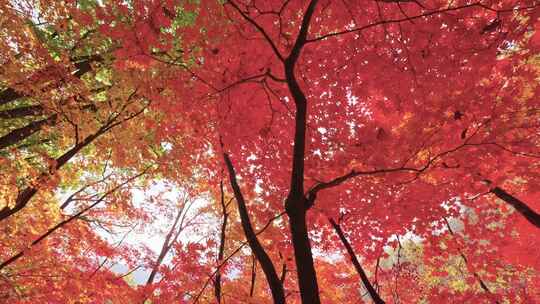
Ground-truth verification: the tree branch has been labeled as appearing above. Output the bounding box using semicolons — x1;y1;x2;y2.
192;211;286;304
0;170;147;271
329;217;385;304
226;0;285;61
306;2;527;43
0;115;57;150
222;152;285;304
443;218;499;302
0;90;145;222
0;105;44;119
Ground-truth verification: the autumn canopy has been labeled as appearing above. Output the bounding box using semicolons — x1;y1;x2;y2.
1;0;540;303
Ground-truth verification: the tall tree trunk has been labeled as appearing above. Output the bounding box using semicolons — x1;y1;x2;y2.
286;204;320;304
227;1;322;302
226;1;320;300
215;181;229;304
281;1;321;302
328;217;385;304
223;152;286;304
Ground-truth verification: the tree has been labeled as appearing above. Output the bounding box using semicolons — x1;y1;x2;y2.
0;0;156;223
1;0;540;303
0;1;200;302
148;0;540;302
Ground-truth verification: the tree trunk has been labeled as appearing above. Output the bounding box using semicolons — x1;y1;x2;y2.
215;181;228;304
223;153;286;304
280;1;321;301
146;208;183;286
286;202;320;304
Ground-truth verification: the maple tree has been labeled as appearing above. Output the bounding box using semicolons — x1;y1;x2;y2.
2;0;540;303
0;0;197;301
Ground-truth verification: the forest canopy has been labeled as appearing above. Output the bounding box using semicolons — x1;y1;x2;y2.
1;0;540;303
